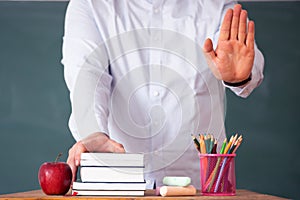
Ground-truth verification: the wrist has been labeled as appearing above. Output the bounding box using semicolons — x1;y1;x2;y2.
223;73;252;87
81;132;110;152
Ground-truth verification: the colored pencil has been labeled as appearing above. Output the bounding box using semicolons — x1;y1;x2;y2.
223;135;233;154
209;136;214;153
211;139;217;154
204;135;210;153
199;134;206;154
191;134;200;153
220;138;227;154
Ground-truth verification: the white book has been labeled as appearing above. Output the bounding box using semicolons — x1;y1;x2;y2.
72;189;144;196
80;153;144;167
72;181;146;191
80;167;144;183
80;159;144;167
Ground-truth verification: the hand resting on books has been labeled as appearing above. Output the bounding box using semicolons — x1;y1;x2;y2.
67;132;125;183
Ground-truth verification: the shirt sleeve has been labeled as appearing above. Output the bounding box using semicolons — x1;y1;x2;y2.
61;0;111;141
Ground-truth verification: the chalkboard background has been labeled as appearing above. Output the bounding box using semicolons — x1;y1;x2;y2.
0;1;299;199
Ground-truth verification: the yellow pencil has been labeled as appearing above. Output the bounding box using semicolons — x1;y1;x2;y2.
223;135;234;154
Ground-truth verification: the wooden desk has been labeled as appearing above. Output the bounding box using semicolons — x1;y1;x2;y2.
0;189;289;200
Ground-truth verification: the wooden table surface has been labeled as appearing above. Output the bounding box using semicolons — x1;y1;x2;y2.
0;189;289;200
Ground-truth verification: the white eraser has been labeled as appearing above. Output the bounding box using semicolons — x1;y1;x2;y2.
162;176;191;187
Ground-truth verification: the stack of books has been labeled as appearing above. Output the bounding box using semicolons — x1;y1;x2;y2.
72;153;146;196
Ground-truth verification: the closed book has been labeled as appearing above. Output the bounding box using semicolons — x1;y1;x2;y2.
80;153;144;167
80;167;144;182
72;189;144;196
72;181;146;191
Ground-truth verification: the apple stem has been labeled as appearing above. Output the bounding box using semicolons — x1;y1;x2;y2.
55;152;63;162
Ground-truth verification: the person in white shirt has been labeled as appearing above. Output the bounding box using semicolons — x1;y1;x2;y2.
62;0;264;187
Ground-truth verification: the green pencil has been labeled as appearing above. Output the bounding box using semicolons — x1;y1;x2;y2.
220;138;227;154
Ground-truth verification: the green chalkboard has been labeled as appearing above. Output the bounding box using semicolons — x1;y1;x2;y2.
226;2;300;199
0;1;74;194
0;1;299;199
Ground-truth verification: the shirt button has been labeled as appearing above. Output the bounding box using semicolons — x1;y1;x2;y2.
153;91;160;97
153;8;160;13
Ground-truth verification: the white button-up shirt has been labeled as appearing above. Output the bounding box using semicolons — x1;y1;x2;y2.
62;0;264;187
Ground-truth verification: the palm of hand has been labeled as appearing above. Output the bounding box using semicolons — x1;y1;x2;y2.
214;39;254;82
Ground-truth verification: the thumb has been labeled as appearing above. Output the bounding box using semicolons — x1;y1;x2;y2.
203;38;216;61
70;163;77;184
203;38;222;80
74;141;87;166
67;150;78;184
71;141;87;183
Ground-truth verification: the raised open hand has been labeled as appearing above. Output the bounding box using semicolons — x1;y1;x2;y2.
203;4;255;84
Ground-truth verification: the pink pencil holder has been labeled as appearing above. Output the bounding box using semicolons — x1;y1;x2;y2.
199;154;236;196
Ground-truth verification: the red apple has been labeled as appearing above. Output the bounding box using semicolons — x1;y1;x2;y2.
38;153;72;195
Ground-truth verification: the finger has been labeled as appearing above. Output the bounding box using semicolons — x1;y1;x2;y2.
203;38;213;52
67;148;78;184
203;39;222;79
219;9;233;41
114;143;126;153
230;4;242;40
74;141;86;167
246;20;255;49
71;164;78;184
238;10;248;43
107;139;126;153
203;38;216;61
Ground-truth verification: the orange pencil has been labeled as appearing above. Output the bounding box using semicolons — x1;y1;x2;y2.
199;134;206;154
199;134;208;182
232;137;243;154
